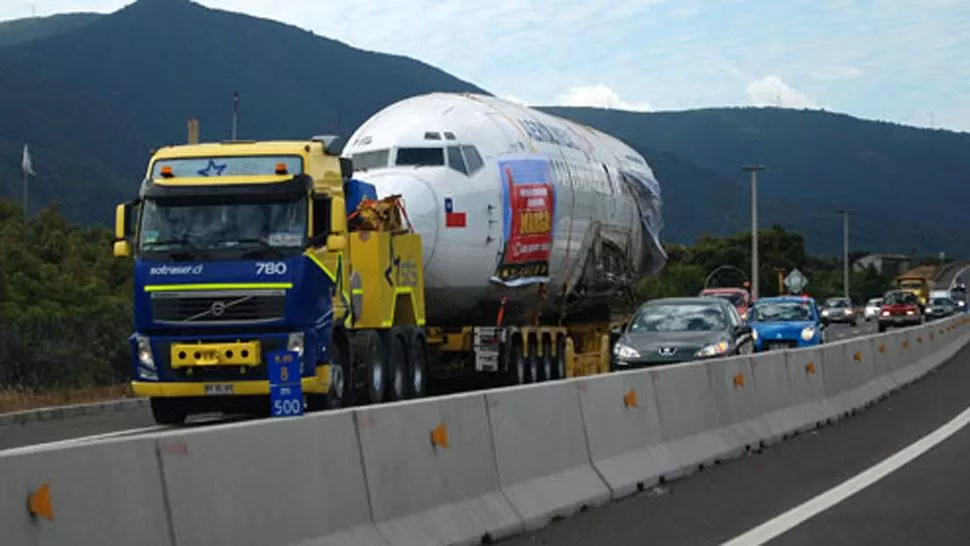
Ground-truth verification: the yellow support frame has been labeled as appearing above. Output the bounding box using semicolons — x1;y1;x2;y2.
347;230;426;329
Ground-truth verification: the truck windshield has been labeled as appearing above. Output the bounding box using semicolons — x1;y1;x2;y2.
138;197;307;257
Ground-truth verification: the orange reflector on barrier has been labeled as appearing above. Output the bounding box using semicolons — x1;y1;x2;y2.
853;351;862;362
879;343;886;353
733;373;745;388
806;362;816;375
623;388;638;409
902;340;909;348
431;422;449;449
28;483;53;522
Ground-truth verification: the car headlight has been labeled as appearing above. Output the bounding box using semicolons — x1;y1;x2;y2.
845;308;853;315
821;310;829;316
134;334;158;380
881;310;890;316
906;310;915;316
751;329;759;341
800;326;816;341
696;340;730;357
613;343;640;360
959;301;966;307
287;332;305;356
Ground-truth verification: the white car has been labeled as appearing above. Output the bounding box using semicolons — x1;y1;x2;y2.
864;297;884;321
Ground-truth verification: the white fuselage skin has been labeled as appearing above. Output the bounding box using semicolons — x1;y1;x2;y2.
342;93;665;324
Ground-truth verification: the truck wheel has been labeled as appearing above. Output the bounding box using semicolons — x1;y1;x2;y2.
383;327;408;402
404;327;428;399
360;330;387;404
320;333;351;409
150;398;187;425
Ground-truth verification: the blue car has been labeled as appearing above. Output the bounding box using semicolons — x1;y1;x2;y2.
749;296;825;352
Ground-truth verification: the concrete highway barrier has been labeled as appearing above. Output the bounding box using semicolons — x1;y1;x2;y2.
1;315;968;546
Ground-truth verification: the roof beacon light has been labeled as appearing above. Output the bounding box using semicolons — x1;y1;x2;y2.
275;162;288;175
160;166;174;178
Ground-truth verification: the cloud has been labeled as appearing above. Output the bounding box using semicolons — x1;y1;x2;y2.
555;84;651;111
745;76;819;109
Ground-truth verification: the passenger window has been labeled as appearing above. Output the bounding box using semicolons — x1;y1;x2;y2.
446;146;468;175
396;147;444;167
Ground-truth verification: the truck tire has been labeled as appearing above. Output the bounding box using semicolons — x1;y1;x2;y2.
359;330;387;404
506;336;527;385
317;331;351;410
404;327;428;399
150;398;187;425
539;336;554;382
554;334;567;380
383;327;408;402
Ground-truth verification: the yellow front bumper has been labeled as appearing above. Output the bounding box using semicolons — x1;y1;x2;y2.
132;367;331;398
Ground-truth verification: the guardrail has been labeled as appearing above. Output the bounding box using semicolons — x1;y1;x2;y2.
3;315;968;546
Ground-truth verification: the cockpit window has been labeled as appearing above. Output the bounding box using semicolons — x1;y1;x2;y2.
396;147;445;167
351;149;389;171
446;146;468;175
461;145;484;174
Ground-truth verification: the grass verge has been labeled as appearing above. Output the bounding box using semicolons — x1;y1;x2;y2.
0;384;133;413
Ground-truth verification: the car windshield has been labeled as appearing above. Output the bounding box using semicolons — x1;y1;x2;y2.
629;303;727;332
884;291;917;305
825;298;849;308
751;301;814;322
138;197;307;255
930;298;949;306
867;298;883;306
704;291;745;306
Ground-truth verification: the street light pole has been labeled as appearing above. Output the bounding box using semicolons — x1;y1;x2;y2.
837;209;852;299
743;164;765;299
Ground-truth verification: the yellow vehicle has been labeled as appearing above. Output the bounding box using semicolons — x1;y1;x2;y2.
894;266;937;308
112;136;429;424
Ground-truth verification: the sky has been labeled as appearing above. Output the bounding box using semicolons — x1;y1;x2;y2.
2;0;969;132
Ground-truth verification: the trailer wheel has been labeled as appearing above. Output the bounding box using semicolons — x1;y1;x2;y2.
383;327;408;402
554;335;567;380
526;335;539;384
540;336;554;382
507;336;526;385
150;398;187;425
404;327;428;399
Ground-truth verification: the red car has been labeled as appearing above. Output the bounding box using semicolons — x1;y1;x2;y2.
699;287;752;321
877;289;923;332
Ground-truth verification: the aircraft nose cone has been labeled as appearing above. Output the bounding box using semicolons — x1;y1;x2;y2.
358;173;440;270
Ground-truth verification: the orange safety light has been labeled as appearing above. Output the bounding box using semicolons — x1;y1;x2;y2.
275;162;288;175
160;165;174;178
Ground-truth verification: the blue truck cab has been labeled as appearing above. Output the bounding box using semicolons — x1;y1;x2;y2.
112;137;392;424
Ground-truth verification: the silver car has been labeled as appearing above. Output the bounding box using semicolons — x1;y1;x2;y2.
612;297;755;368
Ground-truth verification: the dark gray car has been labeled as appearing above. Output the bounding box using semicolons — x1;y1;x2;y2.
612;297;755;368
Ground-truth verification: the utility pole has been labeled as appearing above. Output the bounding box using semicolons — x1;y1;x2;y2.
743;164;765;299
231;91;240;141
187;118;199;144
837;209;853;299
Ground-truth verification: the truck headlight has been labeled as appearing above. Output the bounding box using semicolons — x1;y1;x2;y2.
134;334;157;380
696;340;729;357
287;332;305;357
613;343;640;360
801;326;816;341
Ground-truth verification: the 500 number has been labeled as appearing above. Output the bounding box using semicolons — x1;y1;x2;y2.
273;398;303;416
256;261;288;276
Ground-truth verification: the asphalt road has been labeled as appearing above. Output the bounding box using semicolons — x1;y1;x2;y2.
500;336;970;545
0;322;874;453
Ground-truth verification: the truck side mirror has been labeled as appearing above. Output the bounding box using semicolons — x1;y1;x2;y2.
113;201;138;258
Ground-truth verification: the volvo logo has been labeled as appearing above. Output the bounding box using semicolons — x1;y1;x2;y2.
659;347;676;356
210;301;228;316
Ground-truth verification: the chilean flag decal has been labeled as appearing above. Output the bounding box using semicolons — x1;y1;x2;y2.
444;197;467;228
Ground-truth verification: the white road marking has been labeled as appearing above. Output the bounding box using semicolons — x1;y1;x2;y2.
1;425;169;456
722;405;970;545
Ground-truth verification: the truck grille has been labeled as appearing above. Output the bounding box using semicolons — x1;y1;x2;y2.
151;290;286;324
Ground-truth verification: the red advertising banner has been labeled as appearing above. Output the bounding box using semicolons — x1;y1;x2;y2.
491;158;556;287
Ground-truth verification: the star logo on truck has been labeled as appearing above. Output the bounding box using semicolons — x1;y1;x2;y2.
197;159;227;177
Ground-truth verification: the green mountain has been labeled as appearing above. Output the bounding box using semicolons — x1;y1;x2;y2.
0;13;101;46
0;0;966;258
